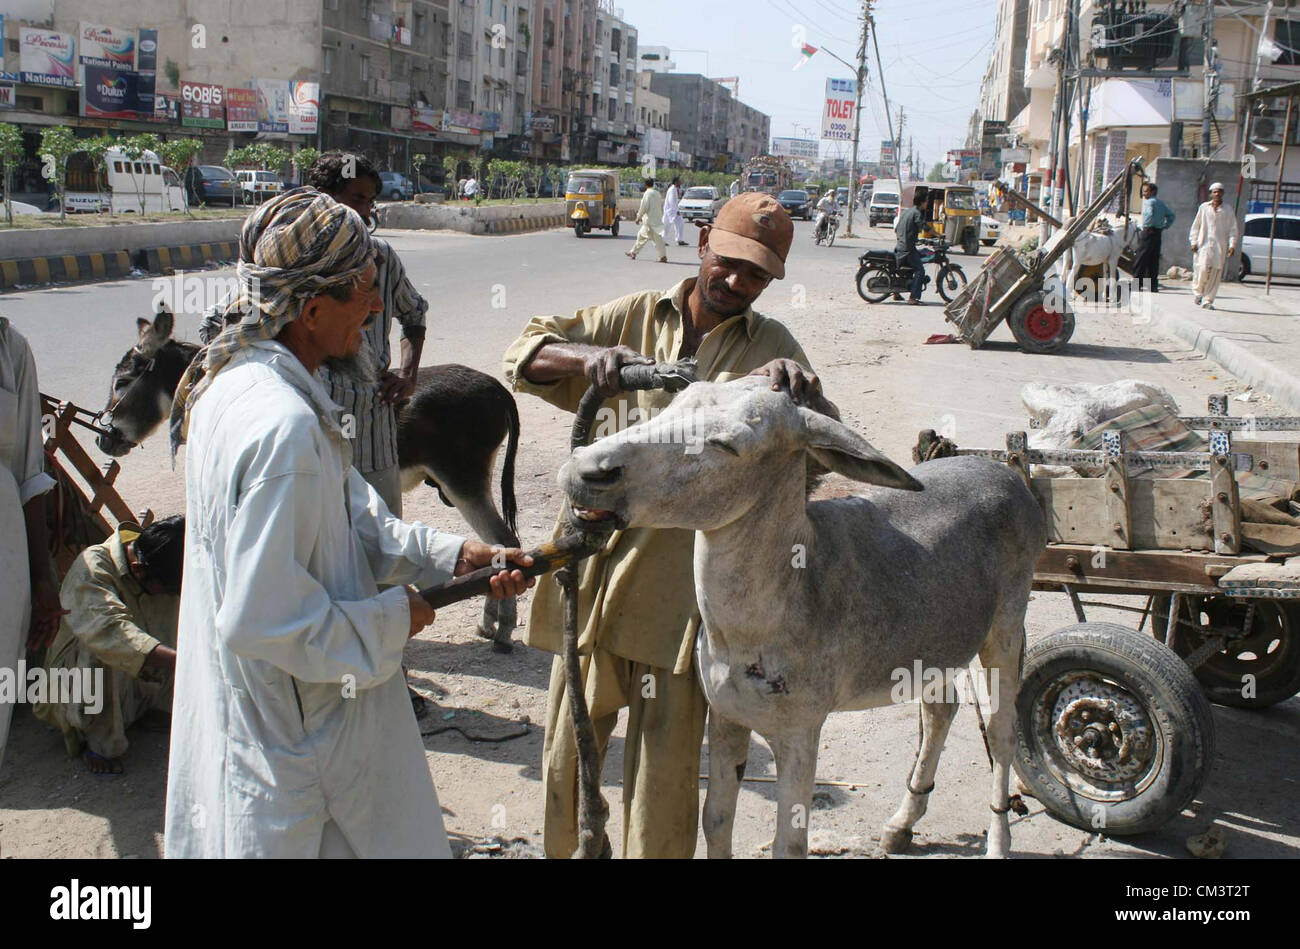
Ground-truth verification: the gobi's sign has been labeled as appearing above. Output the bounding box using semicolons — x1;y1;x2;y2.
821;78;856;142
181;80;224;128
82;65;140;119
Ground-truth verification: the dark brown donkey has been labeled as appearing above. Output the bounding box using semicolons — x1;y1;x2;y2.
99;306;522;650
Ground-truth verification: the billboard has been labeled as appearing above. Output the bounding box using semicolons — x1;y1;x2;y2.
289;81;319;134
771;137;819;159
253;79;290;133
412;106;443;133
226;87;258;132
821;78;856;141
82;65;140;119
20;28;76;87
79;23;136;71
181;80;225;128
154;92;179;124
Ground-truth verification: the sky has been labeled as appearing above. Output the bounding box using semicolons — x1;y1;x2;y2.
617;0;1001;169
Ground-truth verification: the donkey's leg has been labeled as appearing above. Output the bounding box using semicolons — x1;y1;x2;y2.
881;698;958;854
769;726;821;859
703;711;752;859
979;610;1026;859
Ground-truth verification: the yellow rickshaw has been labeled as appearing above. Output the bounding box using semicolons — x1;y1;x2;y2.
903;182;983;256
566;169;621;238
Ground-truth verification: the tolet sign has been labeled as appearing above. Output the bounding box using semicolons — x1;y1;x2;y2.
821;77;856;142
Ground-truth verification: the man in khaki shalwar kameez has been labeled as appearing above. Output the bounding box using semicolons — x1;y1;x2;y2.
503;192;824;858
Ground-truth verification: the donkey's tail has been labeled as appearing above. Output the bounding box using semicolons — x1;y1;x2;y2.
500;389;520;544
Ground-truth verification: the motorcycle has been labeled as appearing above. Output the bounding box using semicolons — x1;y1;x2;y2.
813;209;839;247
855;238;968;304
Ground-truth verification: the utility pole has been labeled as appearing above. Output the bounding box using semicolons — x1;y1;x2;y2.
1202;0;1216;155
897;107;906;179
846;0;870;236
869;13;899;180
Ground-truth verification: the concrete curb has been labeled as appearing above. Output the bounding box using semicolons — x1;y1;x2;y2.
0;251;134;288
1153;306;1300;413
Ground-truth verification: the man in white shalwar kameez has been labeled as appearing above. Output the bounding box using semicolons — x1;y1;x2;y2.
0;317;62;773
163;189;532;858
663;176;686;246
626;178;667;262
1188;182;1238;309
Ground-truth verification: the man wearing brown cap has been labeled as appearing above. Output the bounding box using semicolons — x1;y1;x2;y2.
503;192;822;858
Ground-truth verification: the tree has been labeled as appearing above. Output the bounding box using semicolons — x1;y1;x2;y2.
291;146;321;186
0;123;25;226
442;155;460;196
79;134;116;217
117;133;162;214
411;153;427;194
926;162;947;183
156;138;204;214
39;126;79;222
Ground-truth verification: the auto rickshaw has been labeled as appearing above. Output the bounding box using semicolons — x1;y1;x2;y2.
903;181;982;256
566;169;621;238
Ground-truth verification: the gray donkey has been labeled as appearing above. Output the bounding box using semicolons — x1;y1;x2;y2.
99;307;522;648
561;376;1046;857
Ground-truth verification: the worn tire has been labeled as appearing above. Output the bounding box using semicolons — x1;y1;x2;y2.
574;221;585;238
1152;596;1300;708
936;265;968;303
962;231;981;256
856;264;892;303
1237;254;1251;282
1013;622;1215;836
827;224;837;247
1007;290;1075;353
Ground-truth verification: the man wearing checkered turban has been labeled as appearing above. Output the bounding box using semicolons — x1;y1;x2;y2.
164;189;532;858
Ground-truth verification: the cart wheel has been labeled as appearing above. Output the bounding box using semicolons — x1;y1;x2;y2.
936;265;968;303
1152;595;1300;708
856;264;892;303
1013;622;1215;836
1007;291;1075;354
611;218;620;237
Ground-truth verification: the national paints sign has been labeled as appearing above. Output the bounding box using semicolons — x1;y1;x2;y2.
289;82;319;134
225;87;258;132
82;65;139;119
181;80;225;128
79;23;136;71
20;28;76;87
821;78;856;142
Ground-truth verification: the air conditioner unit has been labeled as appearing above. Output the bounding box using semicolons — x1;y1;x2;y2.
1252;116;1288;146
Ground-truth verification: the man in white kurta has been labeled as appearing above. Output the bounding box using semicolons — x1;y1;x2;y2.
1188;182;1238;309
627;179;666;262
164;189;531;858
0;317;60;772
663;176;686;246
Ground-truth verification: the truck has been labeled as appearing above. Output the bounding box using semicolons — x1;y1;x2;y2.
742;155;792;196
64;147;187;214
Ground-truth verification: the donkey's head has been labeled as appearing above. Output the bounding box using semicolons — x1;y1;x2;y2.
561;376;920;533
98;306;197;456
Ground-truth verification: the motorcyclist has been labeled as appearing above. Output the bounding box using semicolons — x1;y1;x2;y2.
894;190;926;304
814;191;837;241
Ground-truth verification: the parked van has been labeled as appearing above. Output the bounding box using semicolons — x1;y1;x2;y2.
65;147;187;214
868;178;901;227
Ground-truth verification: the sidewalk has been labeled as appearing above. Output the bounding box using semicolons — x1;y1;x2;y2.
1147;276;1300;413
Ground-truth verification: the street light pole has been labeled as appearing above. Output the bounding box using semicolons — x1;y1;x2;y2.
845;1;869;237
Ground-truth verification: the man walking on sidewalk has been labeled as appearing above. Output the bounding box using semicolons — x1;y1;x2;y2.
663;176;686;246
1189;182;1237;309
626;178;667;263
1134;181;1175;293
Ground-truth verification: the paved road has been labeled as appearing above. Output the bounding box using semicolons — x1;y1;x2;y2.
2;219;1296;859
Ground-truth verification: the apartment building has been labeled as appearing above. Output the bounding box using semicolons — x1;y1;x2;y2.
587;3;638;164
978;0;1030;125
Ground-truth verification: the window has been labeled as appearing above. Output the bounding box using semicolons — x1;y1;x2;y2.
1276;21;1300;66
325;0;338;8
359;54;370;81
416;12;426;36
323;46;334;74
608;98;616;121
609;62;618;86
114;161;124;173
361;0;372;18
457;79;471;109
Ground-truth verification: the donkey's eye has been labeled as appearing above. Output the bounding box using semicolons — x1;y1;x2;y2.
705;435;739;456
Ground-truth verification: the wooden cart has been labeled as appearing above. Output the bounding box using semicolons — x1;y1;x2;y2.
943;157;1144;354
39;394;153;572
953;395;1300;834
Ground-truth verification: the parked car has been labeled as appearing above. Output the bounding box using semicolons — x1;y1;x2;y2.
1238;213;1300;280
980;214;1002;246
184;165;238;207
379;171;414;201
777;189;813;220
236;169;284;203
679;185;727;223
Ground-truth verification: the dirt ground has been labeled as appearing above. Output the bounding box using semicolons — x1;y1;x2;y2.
2;224;1297;860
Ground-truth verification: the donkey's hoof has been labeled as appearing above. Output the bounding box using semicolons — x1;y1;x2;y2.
474;623;495;640
880;825;913;854
490;638;514;654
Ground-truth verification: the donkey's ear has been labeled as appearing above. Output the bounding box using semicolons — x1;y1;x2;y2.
136;317;153;337
798;408;922;491
153;307;174;341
